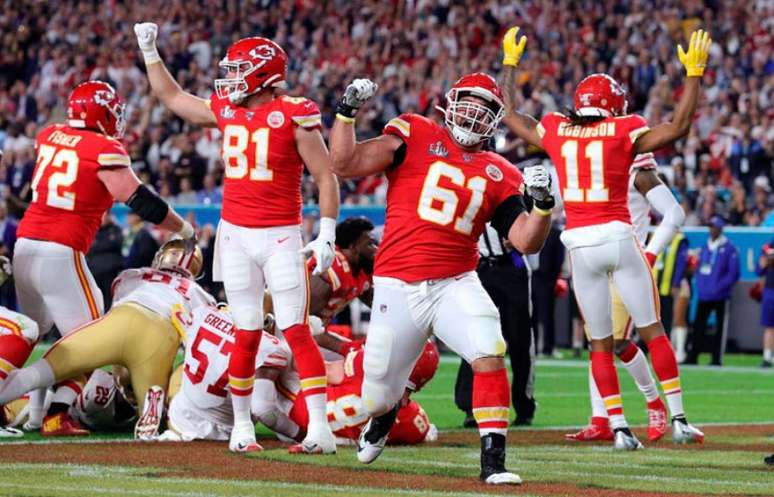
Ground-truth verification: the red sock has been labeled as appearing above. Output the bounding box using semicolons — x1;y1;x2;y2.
284;323;327;412
472;368;510;437
228;328;262;398
0;334;33;381
646;335;684;417
590;351;626;429
617;341;639;363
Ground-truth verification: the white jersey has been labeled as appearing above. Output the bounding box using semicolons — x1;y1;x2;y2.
173;306;291;425
111;268;214;319
70;370;135;430
628;153;658;244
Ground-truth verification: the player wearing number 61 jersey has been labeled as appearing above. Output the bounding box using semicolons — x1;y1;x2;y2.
135;22;340;454
329;73;554;485
12;80;193;433
500;26;709;448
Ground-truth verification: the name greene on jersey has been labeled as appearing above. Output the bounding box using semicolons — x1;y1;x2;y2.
18;124;131;253
376;113;524;282
209;94;322;228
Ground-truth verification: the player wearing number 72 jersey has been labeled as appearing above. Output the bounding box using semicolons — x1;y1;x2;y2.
329;73;554;485
134;23;340;454
12;80;193;433
500;27;710;448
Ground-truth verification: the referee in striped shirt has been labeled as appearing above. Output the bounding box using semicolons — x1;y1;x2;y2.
454;222;537;426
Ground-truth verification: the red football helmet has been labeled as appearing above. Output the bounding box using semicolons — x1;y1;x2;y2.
67;81;125;138
215;37;288;104
407;340;440;392
442;72;505;147
573;73;628;117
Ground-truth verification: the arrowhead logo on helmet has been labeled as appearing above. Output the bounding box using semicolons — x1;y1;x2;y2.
215;37;288;104
67;81;126;138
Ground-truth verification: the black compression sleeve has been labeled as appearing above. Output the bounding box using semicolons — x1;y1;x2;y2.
126;184;169;225
491;195;527;239
391;140;407;168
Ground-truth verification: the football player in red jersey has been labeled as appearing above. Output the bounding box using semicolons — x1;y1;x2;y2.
12;80;192;435
134;23;340;454
329;74;554;485
500;27;710;448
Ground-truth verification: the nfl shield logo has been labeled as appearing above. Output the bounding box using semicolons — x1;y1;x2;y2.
380;304;387;313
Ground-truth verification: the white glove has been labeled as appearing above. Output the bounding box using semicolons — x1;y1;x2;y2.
300;217;336;275
523;165;552;203
134;22;161;65
336;79;378;118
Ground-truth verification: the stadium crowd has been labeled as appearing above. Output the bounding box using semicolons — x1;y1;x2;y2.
0;0;772;224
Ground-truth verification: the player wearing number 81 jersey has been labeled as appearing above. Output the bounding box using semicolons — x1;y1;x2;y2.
135;23;340;454
329;73;554;485
501;26;709;448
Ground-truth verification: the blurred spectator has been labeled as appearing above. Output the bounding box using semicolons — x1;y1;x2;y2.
197;173;223;204
0;0;770;221
0;200;18;309
757;239;774;368
124;212;160;269
86;213;124;309
176;177;198;204
686;216;740;366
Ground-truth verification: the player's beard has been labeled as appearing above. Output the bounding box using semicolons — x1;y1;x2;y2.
359;256;374;275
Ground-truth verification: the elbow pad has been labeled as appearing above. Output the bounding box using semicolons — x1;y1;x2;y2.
126;184;169;225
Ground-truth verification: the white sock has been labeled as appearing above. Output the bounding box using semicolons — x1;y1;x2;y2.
232;394;253;426
0;360;55;406
51;381;80;407
588;366;608;419
305;396;329;436
621;348;660;402
672;326;687;362
764;349;772;362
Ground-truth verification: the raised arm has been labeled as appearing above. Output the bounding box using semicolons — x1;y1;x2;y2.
97;167;194;238
329;79;402;178
634;30;712;154
632;161;685;264
499;27;544;150
134;23;217;127
493;166;554;254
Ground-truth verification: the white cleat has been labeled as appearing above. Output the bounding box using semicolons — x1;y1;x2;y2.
356;418;388;464
229;421;262;453
289;426;337;454
613;430;644;450
0;426;23;438
134;385;165;441
483;472;522;485
672;419;704;444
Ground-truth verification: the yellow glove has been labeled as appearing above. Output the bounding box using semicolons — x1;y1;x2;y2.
502;26;527;67
677;29;712;77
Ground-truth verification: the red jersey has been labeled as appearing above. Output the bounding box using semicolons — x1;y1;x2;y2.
538;112;650;230
307;249;372;324
209;94;322;227
323;348;430;444
18;124;129;253
376;114;524;282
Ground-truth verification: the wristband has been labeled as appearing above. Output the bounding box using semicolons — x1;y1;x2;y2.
318;217;336;242
532;206;552;217
335;99;358;119
140;46;161;66
533;195;555;212
335;113;355;124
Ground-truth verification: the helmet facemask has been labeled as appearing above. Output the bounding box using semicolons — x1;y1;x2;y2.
443;89;504;147
97;100;126;138
215;60;254;104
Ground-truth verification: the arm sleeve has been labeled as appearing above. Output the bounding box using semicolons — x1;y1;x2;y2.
383;113;414;140
97;141;131;169
491;195;528;240
287;97;322;130
644;184;685;255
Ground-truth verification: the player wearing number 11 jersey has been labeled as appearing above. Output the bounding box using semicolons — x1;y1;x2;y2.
134;23;340;454
329;73;554;485
501;27;710;448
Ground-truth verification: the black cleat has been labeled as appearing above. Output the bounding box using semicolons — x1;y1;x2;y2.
479;433;522;485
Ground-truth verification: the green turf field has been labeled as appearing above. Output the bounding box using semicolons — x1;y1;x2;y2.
2;349;772;497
